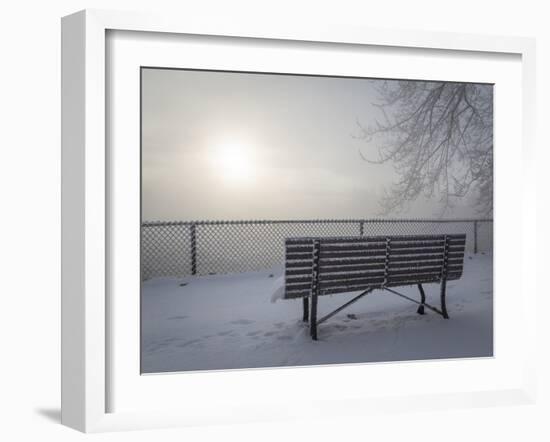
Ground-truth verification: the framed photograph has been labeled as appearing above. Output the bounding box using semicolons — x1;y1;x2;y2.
140;68;494;373
61;9;537;432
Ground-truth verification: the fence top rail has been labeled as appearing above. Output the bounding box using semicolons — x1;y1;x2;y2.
142;218;494;227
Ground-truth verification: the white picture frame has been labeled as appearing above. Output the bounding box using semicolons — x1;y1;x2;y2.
61;9;537;433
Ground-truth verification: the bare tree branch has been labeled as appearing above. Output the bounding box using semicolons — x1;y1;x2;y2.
358;80;493;217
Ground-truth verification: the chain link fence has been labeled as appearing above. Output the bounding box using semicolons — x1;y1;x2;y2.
141;219;493;280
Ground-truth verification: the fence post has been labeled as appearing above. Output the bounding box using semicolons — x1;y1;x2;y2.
190;223;197;275
359;221;364;236
473;220;478;254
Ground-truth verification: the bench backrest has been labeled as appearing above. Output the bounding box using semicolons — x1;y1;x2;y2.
284;234;466;299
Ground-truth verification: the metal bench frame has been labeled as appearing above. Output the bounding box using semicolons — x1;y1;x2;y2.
285;234;464;340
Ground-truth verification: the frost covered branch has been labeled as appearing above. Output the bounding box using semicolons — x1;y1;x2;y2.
358;81;493;217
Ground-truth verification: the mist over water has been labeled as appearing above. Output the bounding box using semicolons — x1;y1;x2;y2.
141;69;487;222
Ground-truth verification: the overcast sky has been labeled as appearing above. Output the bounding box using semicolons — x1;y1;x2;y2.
141;68;483;221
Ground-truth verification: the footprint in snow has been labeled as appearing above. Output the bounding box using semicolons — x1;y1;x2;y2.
326;324;348;332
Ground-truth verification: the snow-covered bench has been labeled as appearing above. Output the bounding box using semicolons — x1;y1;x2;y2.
284;234;466;340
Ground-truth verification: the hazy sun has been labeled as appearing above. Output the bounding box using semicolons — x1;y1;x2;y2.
214;141;255;183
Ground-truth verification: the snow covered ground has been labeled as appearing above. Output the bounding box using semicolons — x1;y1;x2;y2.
141;252;493;373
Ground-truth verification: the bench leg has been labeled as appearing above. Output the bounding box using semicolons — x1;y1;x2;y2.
310;292;318;340
302;296;309;323
416;284;426;315
440;278;449;319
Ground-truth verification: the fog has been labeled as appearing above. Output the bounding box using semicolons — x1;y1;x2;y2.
142;68;484;221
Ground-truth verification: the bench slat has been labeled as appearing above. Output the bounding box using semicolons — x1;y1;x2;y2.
285;238;315;245
290;233;465;244
318;240;464;253
286;260;314;268
316;246;465;260
321;285;376;296
319;243;387;252
318;257;389;266
285;245;315;254
286;275;314;285
289;259;463;278
389;258;463;269
285;260;462;283
315;245;465;259
318;260;461;274
319;272;385;282
387;272;462;286
313;255;438;267
286;282;315;291
284;289;311;298
317;250;386;259
316;253;463;266
390;247;465;256
317;272;463;295
285;271;463;298
317;264;463;283
317;263;387;274
287;252;317;260
390;241;465;250
391;251;464;260
391;266;456;276
319;270;459;290
319;247;445;259
285;268;315;276
320;278;385;290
